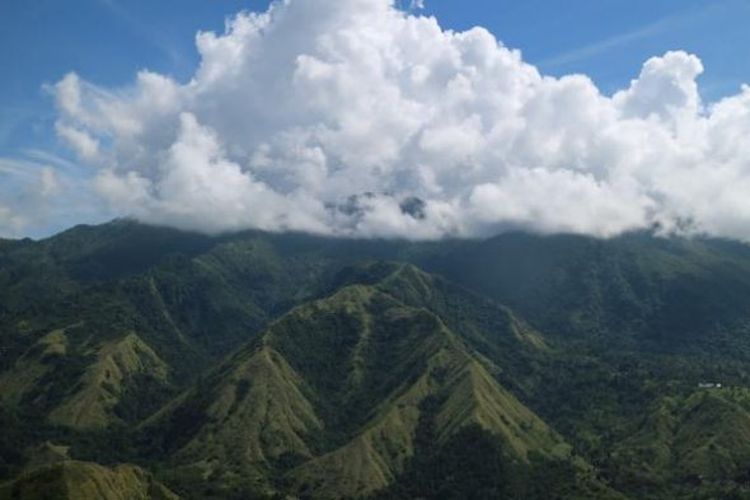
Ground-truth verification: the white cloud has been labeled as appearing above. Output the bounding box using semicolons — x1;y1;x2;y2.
0;154;107;238
49;0;750;240
56;124;100;161
614;51;704;122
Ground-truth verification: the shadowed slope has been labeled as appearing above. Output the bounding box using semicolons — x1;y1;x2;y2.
611;387;750;496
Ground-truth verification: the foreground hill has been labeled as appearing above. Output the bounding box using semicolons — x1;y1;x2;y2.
0;327;169;430
147;267;591;497
0;460;178;500
4;221;750;497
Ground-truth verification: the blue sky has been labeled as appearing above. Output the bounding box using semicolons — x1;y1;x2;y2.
1;0;750;239
1;0;748;159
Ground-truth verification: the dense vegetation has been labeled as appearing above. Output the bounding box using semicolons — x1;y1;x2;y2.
4;220;750;497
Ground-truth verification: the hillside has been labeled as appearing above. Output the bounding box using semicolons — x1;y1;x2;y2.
147;274;584;498
4;221;750;497
0;460;178;500
0;326;170;429
608;387;750;498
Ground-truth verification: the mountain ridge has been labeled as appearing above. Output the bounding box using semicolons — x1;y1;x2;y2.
147;275;575;498
5;220;750;497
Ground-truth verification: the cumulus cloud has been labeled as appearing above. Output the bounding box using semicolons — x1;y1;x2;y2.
56;123;100;161
50;0;750;240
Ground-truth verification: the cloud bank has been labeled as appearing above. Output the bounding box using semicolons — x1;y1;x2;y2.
51;0;750;240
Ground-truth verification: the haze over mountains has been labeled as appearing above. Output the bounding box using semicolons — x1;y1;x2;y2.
3;220;750;498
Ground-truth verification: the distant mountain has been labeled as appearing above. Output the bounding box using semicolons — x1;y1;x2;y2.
3;220;750;497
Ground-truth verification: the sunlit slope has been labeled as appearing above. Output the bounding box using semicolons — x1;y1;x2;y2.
0;326;170;430
151;268;571;498
287;307;568;498
149;344;323;496
0;461;178;500
48;333;169;430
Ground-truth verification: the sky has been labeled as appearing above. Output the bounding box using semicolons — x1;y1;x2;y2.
1;0;750;239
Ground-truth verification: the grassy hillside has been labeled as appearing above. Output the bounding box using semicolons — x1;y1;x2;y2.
5;221;750;497
147;269;591;498
0;326;171;430
609;387;750;498
0;461;178;500
48;333;169;430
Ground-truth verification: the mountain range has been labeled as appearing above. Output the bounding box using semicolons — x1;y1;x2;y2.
3;220;750;498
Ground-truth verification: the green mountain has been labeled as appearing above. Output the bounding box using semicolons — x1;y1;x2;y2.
147;268;579;498
0;460;178;500
0;325;170;430
4;220;750;497
609;387;750;498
